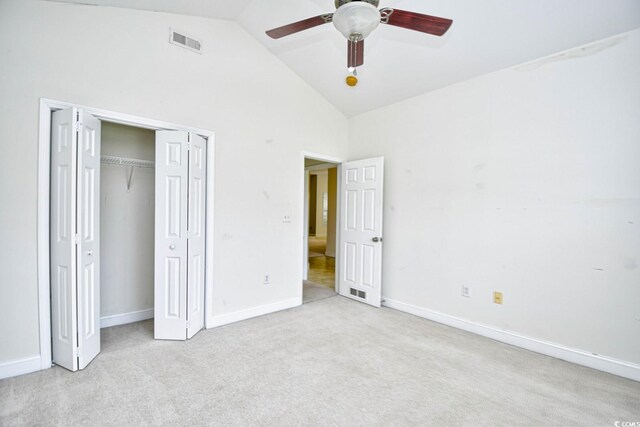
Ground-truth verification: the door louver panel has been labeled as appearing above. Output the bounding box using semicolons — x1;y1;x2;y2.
350;288;366;299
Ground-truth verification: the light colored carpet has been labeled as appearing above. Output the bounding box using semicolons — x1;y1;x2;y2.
303;280;337;304
1;296;639;426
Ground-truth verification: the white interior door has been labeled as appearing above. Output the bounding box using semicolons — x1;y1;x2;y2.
155;131;189;340
51;107;79;371
187;133;206;339
76;111;101;369
50;108;101;371
338;157;384;307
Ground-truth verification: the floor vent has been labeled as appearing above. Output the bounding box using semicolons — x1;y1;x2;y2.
169;29;202;54
350;288;366;299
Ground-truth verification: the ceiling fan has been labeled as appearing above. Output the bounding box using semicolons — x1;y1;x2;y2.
265;0;453;71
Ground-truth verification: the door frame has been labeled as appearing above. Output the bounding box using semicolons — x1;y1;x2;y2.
37;98;215;370
301;151;344;293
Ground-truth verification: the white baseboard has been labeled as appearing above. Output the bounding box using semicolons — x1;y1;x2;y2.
207;297;302;328
383;298;640;382
0;355;42;380
100;308;154;329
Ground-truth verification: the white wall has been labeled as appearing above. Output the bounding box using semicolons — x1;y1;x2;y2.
0;0;348;366
349;30;640;365
100;123;155;318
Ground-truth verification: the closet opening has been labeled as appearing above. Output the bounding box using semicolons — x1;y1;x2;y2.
100;122;156;334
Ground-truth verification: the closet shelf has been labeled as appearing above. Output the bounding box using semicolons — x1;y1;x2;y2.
101;155;154;191
100;155;155;169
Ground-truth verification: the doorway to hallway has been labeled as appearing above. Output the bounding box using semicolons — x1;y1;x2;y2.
301;152;385;307
303;158;338;303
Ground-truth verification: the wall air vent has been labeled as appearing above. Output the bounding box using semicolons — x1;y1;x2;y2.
169;29;202;54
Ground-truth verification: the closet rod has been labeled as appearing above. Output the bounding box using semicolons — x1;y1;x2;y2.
100;155;155;169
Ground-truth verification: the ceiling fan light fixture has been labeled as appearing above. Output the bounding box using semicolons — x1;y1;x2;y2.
332;2;381;41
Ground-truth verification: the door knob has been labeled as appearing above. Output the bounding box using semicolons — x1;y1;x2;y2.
372;237;382;242
87;250;93;256
169;244;176;250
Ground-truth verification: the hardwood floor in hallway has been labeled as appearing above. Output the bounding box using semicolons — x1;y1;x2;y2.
307;255;335;289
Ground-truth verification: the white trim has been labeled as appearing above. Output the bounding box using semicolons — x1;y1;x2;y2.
301;151;345;165
383;298;640;382
100;309;154;329
0;356;43;380
38;98;215;374
40;98;214;136
208;297;301;328
37;100;53;370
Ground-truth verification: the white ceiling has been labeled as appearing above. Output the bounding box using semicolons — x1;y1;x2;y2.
46;0;640;117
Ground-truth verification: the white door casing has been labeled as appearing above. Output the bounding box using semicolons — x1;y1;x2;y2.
155;131;189;340
50;107;79;371
338;157;384;307
50;108;101;371
76;110;101;369
187;133;206;339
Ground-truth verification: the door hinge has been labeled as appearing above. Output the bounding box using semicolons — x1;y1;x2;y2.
73;234;79;245
74;347;80;358
74;121;83;132
186;321;190;329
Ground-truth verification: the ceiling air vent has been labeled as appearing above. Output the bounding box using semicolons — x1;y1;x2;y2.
169;29;202;54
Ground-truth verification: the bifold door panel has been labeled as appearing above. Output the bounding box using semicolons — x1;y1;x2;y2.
50;108;101;371
338;157;384;307
187;133;207;339
76;111;101;369
155;131;206;340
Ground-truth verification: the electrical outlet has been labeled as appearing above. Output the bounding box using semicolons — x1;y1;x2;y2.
264;275;270;285
461;285;472;298
493;291;503;304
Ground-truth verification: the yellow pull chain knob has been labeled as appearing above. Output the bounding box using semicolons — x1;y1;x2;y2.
346;75;358;87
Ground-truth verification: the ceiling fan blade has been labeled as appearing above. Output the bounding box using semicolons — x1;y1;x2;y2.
347;40;364;68
266;14;333;39
381;9;452;36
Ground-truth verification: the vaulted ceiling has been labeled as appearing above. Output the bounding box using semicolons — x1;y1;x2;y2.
46;0;640;116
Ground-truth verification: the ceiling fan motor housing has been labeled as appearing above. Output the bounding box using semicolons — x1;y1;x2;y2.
332;1;381;41
335;0;380;9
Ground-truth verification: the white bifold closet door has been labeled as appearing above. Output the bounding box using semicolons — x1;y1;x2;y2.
155;131;206;340
51;107;102;371
338;157;384;307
